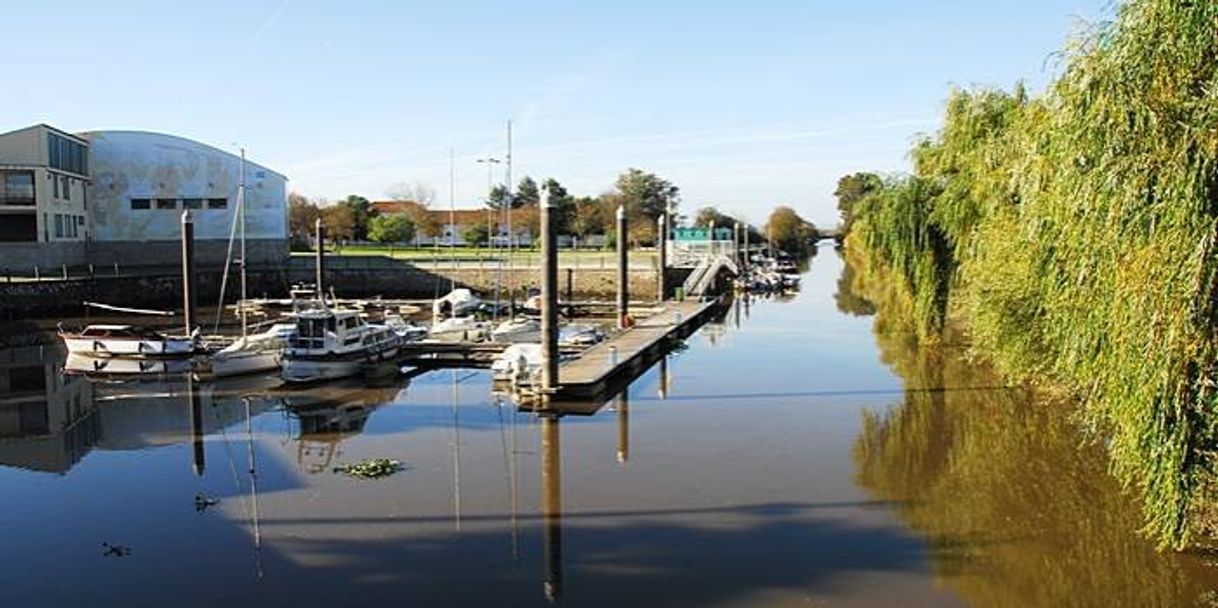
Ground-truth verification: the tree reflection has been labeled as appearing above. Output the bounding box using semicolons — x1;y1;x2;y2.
844;254;1216;607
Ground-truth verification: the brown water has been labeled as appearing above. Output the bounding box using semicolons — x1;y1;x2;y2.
1;244;1216;607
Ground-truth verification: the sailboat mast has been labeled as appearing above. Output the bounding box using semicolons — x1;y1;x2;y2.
505;121;514;319
239;148;248;338
449;148;456;292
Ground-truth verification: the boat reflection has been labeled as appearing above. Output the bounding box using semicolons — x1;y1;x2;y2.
279;380;405;474
0;344;281;475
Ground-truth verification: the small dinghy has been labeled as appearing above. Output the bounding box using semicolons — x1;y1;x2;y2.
210;322;296;378
427;316;489;343
491;343;542;384
433;288;482;318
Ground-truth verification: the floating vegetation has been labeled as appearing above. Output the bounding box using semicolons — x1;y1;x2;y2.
101;542;132;557
336;458;406;479
844;0;1218;549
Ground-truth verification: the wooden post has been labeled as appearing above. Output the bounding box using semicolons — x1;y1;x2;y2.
181;211;196;336
616;385;630;464
540;187;560;391
541;415;563;603
616;206;628;329
657;213;667;302
188;373;205;477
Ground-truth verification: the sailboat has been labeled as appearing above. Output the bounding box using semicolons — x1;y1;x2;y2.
208;148;294;378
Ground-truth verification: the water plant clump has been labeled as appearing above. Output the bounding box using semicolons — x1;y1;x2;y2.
336;458;406;479
844;0;1218;549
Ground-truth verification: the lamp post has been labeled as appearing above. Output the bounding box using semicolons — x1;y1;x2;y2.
476;157;501;248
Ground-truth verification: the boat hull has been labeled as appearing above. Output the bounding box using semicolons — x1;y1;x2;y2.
211;351;281;378
281;345;401;383
62;336;194;357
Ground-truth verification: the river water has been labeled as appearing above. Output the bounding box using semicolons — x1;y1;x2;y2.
2;244;1216;607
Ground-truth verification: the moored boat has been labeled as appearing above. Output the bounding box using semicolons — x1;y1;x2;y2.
281;308;402;383
58;324;197;358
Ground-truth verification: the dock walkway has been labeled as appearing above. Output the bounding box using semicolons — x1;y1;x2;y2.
556;298;717;398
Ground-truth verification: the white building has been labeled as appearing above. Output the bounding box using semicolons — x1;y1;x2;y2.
0;124;289;272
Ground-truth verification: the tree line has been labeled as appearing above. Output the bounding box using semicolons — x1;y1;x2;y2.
289;167;820;253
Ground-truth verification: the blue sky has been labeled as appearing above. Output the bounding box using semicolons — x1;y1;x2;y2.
4;0;1110;226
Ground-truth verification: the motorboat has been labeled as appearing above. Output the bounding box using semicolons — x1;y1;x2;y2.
384;313;429;342
281;307;402;383
426;316;489;343
433;288;481;318
490;318;541;343
209;322;296;378
491;343;542;384
58;324;197;358
559;324;605;347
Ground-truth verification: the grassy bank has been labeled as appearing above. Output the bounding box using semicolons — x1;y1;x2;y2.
845;0;1218;548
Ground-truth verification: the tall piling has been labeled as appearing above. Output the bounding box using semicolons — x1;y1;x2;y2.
540;188;559;391
315;219;326;300
188;373;205;477
181;211;196;336
616;385;630;464
541;414;563;603
657;213;667;302
616;206;628;329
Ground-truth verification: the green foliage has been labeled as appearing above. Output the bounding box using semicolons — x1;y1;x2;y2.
614;168;680;221
846;0;1218;548
338;195;376;241
514;176;540;208
833;172;882;235
766;206;820;256
461;221;490;246
367;214;415;244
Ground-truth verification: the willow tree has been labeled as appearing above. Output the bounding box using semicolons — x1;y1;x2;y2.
846;0;1218;548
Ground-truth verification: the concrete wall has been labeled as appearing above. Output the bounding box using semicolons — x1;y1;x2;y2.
0;241;86;272
0;255;666;319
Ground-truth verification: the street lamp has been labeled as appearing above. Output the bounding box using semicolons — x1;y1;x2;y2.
476;157;501;248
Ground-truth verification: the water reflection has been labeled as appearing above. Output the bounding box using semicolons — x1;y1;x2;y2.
842;253;1218;606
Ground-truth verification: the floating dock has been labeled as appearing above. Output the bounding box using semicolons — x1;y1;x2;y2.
555;298;719;399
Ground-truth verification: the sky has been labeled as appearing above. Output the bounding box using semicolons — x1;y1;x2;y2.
3;0;1111;227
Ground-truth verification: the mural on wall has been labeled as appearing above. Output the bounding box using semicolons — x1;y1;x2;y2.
84;131;288;241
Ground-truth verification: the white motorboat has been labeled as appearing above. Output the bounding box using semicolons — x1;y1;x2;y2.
59;324;197;358
491;343;542;384
384;314;429;342
210;322;296;378
490;318;541;343
426;316;489;343
433;288;481;318
281;307;402;383
559;324;605;347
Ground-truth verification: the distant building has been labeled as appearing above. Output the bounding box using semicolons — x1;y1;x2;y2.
370;201;535;247
0;125;90;268
0;124;289;272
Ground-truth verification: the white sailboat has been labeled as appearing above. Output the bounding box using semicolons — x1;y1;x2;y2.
208;148;293;378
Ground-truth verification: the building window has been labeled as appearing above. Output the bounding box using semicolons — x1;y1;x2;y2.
155;198;177;210
62;176;70;201
47;133;87;175
130;198;151;210
54;214;63;238
207;198;227;209
0;171;35;206
182;198;203;209
53;175;59;199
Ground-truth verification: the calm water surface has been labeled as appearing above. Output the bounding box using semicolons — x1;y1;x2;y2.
2;244;1216;607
